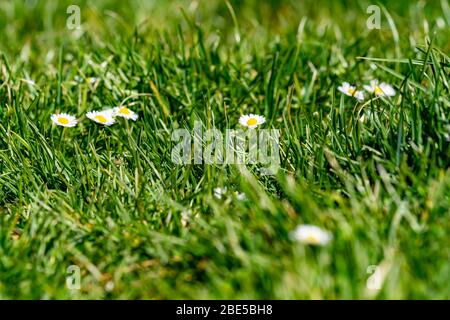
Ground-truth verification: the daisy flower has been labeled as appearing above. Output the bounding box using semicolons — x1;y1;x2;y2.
113;106;138;121
235;192;247;201
364;80;396;97
239;114;266;129
290;224;332;246
214;187;227;199
88;77;98;85
86;110;116;126
50;113;78;127
338;82;365;102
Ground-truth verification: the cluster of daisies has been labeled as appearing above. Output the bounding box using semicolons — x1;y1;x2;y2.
51;106;139;127
338;79;396;102
52;80;391;249
53;108;266;130
279;81;397;247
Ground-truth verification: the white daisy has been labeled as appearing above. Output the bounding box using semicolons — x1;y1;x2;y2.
86;110;116;126
113;106;138;121
105;281;114;292
239;114;266;129
88;77;98;85
290;224;332;246
364;80;396;97
338;82;365;102
214;187;227;199
50;113;78;127
235;192;247;201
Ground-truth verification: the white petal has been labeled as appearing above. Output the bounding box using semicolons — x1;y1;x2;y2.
363;85;374;93
356;91;365;102
239;115;250;127
380;83;396;96
214;187;227;199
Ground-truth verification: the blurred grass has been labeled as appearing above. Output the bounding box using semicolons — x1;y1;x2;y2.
0;0;449;299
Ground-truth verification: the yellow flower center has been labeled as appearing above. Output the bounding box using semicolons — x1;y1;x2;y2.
247;118;258;126
58;117;69;125
374;86;384;96
305;235;320;244
119;107;131;115
95;115;107;123
347;88;357;96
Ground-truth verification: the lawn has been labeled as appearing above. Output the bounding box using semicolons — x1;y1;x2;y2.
0;0;449;299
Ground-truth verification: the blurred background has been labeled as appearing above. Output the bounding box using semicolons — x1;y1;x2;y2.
0;0;448;55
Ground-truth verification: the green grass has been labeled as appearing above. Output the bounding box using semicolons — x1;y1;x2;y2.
0;0;449;299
